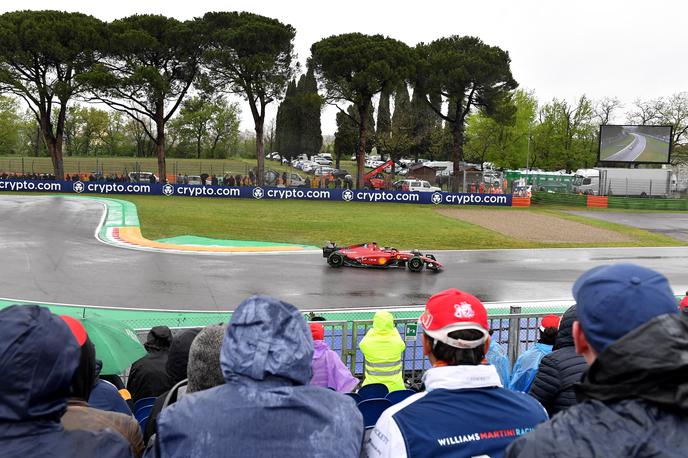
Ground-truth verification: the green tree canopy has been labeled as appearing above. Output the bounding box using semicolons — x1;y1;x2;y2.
80;14;202;182
0;10;106;178
202;11;296;185
310;33;414;187
416;36;517;191
464;89;536;169
169;96;240;159
0;96;23;154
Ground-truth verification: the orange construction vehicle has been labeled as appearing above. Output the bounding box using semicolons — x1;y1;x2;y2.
364;160;395;190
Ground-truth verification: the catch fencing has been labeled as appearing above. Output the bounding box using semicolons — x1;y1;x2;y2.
0;157;255;179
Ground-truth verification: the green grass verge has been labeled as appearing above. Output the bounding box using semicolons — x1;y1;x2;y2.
2;192;684;249
116;195;686;250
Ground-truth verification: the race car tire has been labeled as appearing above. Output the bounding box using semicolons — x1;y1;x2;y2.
408;256;424;272
328;252;345;268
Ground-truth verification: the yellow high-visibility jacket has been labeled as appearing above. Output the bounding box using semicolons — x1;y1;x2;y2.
359;311;406;392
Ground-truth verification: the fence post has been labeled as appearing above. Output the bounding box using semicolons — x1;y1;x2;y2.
341;321;349;363
349;323;359;373
507;306;522;367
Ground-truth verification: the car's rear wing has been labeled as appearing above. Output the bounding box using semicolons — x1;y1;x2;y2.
322;242;338;258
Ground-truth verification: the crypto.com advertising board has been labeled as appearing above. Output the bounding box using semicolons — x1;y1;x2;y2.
0;179;512;206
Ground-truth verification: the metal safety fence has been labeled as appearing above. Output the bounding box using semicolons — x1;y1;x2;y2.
129;307;566;386
315;310;557;387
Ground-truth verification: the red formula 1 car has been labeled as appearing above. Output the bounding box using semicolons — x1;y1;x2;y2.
322;242;442;272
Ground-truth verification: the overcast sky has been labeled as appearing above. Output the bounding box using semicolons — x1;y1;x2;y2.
5;0;687;134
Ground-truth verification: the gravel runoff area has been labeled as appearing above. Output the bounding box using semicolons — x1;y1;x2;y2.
436;209;633;243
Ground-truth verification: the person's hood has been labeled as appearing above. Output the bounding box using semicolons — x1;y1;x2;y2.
220;295;313;385
166;328;201;385
312;339;330;359
0;305;80;421
145;325;173;352
372;311;395;333
553;305;577;350
577;314;688;411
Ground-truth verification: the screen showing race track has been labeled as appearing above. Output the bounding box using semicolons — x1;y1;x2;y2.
599;125;672;164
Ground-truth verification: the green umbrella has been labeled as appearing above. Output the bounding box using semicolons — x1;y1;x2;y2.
78;315;147;375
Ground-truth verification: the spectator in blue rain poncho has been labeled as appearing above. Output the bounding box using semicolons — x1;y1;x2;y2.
151;296;364;458
509;315;560;392
486;330;511;386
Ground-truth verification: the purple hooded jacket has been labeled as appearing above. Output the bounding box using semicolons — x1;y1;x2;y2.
311;340;359;393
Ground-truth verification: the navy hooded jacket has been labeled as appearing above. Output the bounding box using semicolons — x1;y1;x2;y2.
0;305;133;458
153;296;364;458
507;314;688;458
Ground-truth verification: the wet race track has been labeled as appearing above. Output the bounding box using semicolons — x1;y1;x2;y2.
1;195;687;311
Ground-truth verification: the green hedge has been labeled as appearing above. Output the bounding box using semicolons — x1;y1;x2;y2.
532;191;688;211
531;192;587;206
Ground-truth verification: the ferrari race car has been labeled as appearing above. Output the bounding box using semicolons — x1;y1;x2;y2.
322;242;442;272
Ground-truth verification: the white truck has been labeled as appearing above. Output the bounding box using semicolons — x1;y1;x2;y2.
572;167;672;197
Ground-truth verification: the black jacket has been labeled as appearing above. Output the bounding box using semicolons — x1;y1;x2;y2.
127;351;171;403
507;314;688;458
142;329;200;443
528;305;587;416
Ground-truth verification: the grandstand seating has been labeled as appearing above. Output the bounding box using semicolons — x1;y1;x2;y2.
344;392;362;404
133;397;156;413
357;398;393;428
134;404;153;425
357;383;388;401
385;389;415;405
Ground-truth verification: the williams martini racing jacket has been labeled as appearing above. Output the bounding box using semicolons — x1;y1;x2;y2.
365;364;548;458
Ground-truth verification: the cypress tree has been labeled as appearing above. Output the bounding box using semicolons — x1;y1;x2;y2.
275;79;300;160
297;68;323;156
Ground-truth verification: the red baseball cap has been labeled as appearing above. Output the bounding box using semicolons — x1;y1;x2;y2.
419;289;489;349
539;314;561;332
309;323;324;341
60;315;87;347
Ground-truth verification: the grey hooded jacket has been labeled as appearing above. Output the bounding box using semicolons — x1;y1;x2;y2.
152;296;364;458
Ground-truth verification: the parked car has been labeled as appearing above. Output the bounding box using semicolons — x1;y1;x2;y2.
331;169;349;178
314;158;333;166
314;166;335;176
396;179;441;193
128;172;158;183
302;162;317;173
187;175;203;185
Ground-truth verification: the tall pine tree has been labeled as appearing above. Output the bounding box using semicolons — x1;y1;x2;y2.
376;87;392;158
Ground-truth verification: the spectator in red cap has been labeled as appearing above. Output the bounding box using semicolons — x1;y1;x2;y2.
308;323;359;392
680;291;688;315
509;314;560;392
507;263;688;457
366;289;548;458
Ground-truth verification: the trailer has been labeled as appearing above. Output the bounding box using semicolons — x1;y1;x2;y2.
572;167;672;197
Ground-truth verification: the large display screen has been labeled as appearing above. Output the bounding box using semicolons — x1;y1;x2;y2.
599;125;672;164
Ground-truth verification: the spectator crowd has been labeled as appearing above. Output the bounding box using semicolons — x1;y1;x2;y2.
1;263;687;457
